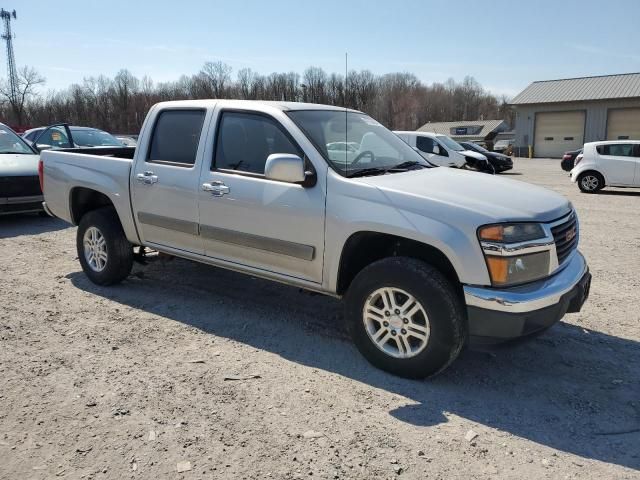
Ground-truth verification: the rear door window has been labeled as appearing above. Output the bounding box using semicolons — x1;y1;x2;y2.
37;127;72;149
596;143;635;157
148;110;205;166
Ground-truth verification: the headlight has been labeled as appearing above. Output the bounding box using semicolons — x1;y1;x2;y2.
478;223;552;287
479;223;545;243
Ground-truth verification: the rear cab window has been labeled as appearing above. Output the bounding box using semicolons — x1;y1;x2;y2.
147;109;206;167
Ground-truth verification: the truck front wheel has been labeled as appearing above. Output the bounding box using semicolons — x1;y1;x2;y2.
344;257;466;379
76;207;133;285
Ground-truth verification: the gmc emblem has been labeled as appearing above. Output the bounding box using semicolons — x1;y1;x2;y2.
565;226;576;242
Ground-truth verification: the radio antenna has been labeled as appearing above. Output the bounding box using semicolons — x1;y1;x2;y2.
345;52;348;174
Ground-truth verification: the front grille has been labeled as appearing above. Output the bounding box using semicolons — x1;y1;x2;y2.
0;176;42;198
551;212;578;265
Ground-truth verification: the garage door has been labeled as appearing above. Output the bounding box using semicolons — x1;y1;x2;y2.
534;111;585;158
607;108;640;140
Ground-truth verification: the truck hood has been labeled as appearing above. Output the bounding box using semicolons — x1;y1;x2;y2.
357;167;571;223
0;153;40;176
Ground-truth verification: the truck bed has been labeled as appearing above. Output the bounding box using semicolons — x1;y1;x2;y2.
41;147;140;244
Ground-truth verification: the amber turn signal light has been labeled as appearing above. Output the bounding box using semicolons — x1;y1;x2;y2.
479;225;504;242
485;256;509;284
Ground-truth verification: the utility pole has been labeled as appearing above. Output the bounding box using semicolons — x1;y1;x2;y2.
0;8;18;105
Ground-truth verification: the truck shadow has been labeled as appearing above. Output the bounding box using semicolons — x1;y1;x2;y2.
596;189;640;197
67;258;640;470
0;214;69;239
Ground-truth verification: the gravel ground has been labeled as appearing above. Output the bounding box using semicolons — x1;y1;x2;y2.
1;158;639;479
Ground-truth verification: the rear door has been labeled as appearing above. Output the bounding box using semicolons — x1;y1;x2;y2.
131;108;209;254
197;109;326;283
597;143;637;186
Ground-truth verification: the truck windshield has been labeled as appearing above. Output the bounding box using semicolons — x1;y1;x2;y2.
71;129;123;147
438;135;465;152
287;110;429;177
0;127;35;154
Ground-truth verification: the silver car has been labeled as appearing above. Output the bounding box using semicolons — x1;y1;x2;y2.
0;124;42;215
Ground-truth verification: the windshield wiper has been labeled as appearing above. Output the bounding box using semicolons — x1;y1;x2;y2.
388;160;426;171
347;161;428;178
346;167;389;178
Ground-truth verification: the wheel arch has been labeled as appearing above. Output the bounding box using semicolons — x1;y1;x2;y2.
69;187;116;225
577;168;607;186
336;231;462;297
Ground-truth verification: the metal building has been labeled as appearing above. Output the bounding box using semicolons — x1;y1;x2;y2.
511;73;640;158
417;119;511;147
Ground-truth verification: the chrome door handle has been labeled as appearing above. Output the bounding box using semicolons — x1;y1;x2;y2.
202;181;230;197
136;171;158;185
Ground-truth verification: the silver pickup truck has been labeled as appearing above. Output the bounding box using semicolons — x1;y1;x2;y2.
41;100;591;378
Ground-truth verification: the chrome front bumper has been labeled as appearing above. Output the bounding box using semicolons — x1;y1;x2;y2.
464;251;588;313
463;252;590;345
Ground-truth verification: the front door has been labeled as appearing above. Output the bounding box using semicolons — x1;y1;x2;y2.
415;136;448;166
197;110;326;283
131;109;208;254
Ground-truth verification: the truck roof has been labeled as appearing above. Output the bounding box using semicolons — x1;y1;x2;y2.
152;99;362;114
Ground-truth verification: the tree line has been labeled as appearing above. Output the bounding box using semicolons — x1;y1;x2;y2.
1;61;514;133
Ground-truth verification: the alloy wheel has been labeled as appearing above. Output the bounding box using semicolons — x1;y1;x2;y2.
83;226;108;272
581;175;599;191
362;287;430;359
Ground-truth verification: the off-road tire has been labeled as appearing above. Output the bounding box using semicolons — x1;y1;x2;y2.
76;207;133;285
344;257;467;379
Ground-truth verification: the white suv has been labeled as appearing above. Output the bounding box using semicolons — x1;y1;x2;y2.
571;140;640;192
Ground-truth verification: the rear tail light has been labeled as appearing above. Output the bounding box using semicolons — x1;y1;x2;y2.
562;154;571;160
574;155;583;166
38;159;44;193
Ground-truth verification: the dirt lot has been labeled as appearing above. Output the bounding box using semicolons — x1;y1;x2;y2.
1;158;639;479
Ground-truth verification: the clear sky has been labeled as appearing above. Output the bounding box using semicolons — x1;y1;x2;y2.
7;0;640;98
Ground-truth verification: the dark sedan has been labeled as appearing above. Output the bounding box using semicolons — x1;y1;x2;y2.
561;149;582;172
459;142;513;173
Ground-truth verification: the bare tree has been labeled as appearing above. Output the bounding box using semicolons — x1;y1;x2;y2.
19;62;511;132
199;61;232;98
0;66;45;125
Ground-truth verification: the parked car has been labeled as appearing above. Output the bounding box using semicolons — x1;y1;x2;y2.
24;124;127;150
41;100;591;379
459;141;513;173
394;131;490;170
571;140;640;193
0;123;43;215
115;135;138;147
561;149;583;172
493;139;514;155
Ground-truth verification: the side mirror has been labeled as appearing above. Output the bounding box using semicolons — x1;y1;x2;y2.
265;154;307;184
432;145;441;155
35;144;52;152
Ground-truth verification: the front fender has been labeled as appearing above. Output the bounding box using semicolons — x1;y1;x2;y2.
323;181;491;292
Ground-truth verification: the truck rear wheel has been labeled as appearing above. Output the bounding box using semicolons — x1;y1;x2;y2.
344;257;466;379
76;207;133;285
